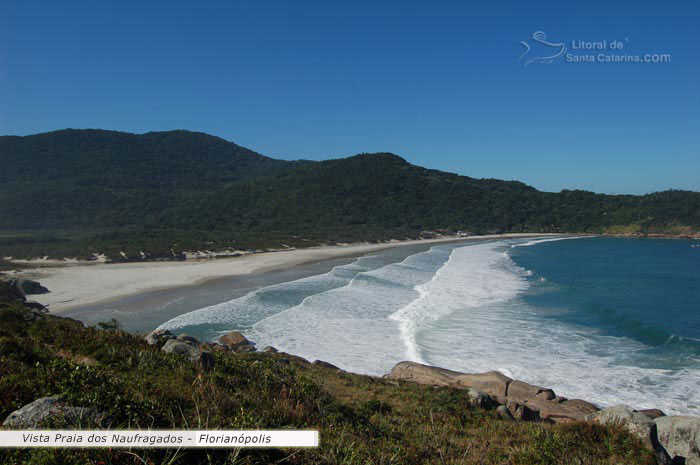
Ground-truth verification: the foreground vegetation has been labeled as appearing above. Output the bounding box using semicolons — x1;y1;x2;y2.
1;129;699;260
0;287;655;465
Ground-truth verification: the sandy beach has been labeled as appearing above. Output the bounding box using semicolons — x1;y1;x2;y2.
14;233;556;313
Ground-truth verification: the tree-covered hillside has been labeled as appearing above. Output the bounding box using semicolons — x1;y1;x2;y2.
0;129;298;230
0;129;698;260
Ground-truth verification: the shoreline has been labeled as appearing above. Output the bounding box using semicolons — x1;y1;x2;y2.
18;233;561;314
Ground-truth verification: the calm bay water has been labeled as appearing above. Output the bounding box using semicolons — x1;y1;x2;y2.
160;236;700;414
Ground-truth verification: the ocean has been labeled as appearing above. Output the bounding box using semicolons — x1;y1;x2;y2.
159;236;700;415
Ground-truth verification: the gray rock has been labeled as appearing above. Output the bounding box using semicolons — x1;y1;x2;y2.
466;388;498;410
176;334;200;345
497;404;516;421
210;343;229;353
161;340;214;370
161;339;200;358
3;397;109;428
219;331;251;347
312;360;340;370
655;416;700;465
506;399;542;422
231;343;256;353
387;361;512;397
507;379;555;402
640;408;667;420
524;397;600;424
144;328;175;346
263;346;278;353
587;405;672;464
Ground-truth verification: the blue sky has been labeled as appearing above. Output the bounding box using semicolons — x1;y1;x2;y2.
1;1;698;194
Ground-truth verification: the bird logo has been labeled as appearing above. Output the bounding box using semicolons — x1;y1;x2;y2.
519;31;567;66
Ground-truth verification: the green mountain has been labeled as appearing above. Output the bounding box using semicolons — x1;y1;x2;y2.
0;129;698;260
0;129;298;230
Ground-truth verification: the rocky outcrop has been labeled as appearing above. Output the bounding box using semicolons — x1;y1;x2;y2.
655;416;700;464
161;339;199;357
3;397;110;428
386;361;599;424
640;408;667;420
3;278;50;296
161;339;214;371
587;405;672;464
496;404;516;421
143;328;175;346
176;334;200;345
312;360;340;370
507;380;555;401
218;331;255;352
387;362;511;397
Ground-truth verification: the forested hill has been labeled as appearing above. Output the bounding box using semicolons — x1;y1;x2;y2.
0;129;698;260
0;130;302;231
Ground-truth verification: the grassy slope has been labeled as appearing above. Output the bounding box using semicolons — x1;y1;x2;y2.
0;300;654;465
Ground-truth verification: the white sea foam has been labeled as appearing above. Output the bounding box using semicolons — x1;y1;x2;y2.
158;255;385;332
160;239;700;415
246;246;452;373
419;301;700;415
389;243;530;363
511;236;589;248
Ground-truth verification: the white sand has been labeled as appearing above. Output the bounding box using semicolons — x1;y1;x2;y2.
16;234;556;313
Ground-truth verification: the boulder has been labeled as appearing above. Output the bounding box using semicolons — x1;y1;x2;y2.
176;334;200;345
387;362;464;387
161;340;215;370
3;397;110;428
466;389;498;410
263;346;278;353
455;371;512;398
313;360;340;370
655;416;700;465
210;343;229;353
507;380;555;402
162;339;199;357
562;399;600;415
497;404;516;421
232;344;256;353
506;399;542;422
587;405;672;464
640;408;667;420
523;397;599;424
144;328;175;346
219;331;255;351
219;331;249;346
387;362;512;397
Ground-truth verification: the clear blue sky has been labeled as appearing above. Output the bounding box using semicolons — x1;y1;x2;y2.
1;1;698;194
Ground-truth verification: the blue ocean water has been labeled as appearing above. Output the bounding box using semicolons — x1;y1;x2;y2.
160;236;700;414
510;237;700;365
